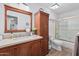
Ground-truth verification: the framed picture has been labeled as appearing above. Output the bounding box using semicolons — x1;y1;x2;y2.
7;15;18;30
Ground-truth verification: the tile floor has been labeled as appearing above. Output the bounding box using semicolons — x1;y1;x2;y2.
46;47;72;56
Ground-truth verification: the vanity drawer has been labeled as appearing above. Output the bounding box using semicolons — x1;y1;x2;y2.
0;47;11;56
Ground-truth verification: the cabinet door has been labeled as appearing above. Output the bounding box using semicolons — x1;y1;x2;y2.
9;45;20;56
0;48;11;56
31;40;41;56
20;42;31;56
40;39;49;55
40;13;48;36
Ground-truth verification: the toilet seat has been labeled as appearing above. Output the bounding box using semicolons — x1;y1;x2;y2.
50;38;63;51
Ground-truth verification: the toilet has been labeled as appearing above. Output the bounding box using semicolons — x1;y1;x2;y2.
49;37;63;51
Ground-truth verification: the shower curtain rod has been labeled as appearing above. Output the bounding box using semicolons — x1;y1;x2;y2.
60;15;79;20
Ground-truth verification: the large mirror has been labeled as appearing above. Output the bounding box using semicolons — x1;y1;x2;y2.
4;5;32;33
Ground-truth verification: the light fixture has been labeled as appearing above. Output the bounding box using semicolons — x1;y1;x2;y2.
50;3;60;10
19;3;30;11
22;3;30;11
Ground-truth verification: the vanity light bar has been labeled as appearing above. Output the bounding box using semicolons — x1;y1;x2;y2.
22;3;28;6
50;3;60;10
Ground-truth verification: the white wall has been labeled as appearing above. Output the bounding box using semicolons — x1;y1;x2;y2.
0;4;5;34
60;9;79;18
49;19;56;39
48;9;59;39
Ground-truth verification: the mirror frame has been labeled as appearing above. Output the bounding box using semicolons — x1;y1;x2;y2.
4;5;32;33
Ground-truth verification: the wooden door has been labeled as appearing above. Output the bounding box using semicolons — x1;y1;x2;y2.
31;40;41;56
40;12;49;36
40;39;48;56
35;12;41;35
20;42;32;56
9;45;20;56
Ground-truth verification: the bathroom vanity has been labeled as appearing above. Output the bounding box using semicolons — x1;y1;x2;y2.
0;5;49;56
0;35;48;56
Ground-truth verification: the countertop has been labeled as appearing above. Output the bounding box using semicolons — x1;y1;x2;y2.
0;35;43;49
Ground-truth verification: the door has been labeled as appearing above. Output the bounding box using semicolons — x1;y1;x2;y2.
9;45;20;56
20;42;31;56
40;13;48;36
31;40;41;56
40;39;48;55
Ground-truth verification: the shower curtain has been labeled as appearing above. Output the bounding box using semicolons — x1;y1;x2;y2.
58;17;79;53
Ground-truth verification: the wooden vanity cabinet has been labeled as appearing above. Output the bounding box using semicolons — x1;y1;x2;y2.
0;45;21;56
0;47;11;56
0;43;31;56
19;39;42;56
0;38;46;56
9;45;21;56
0;38;49;56
19;42;32;56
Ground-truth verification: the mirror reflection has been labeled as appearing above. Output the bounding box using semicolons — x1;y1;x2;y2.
7;10;31;31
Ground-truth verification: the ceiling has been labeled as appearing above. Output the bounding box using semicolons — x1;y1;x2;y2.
28;3;79;15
